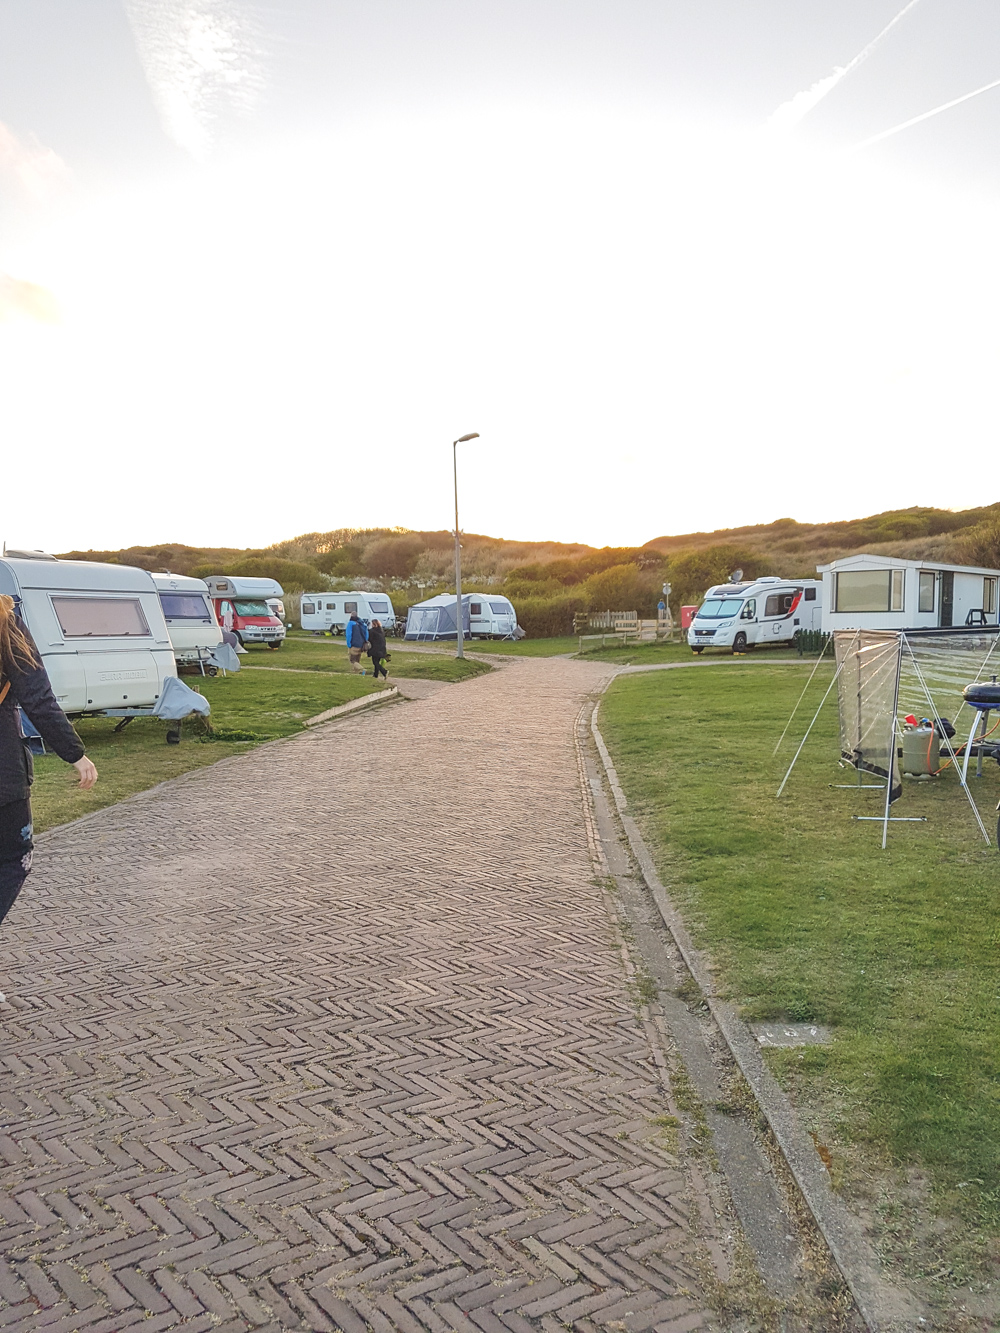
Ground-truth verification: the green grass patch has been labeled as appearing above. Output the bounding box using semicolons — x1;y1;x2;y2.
599;664;1000;1281
581;639;812;666
464;635;580;657
277;632;490;681
31;667;379;833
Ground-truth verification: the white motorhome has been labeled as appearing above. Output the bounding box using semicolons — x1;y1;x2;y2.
300;591;396;633
819;554;1000;632
687;577;822;653
152;573;223;671
0;552;176;713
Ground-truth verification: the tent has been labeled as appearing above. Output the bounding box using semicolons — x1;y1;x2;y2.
405;594;472;641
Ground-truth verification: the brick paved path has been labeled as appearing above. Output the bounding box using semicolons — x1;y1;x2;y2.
0;660;725;1333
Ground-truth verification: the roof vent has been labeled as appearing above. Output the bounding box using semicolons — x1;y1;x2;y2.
4;549;58;561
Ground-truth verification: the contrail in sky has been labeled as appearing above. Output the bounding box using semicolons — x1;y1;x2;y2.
769;0;923;131
123;1;264;159
853;75;1000;149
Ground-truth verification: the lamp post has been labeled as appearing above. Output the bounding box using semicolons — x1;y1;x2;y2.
453;432;479;658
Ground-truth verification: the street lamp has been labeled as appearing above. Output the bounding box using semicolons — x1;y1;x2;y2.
453;432;479;658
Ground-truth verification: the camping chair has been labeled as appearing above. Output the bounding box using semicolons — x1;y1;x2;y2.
966;608;988;627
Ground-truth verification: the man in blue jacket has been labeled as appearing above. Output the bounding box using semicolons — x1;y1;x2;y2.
345;613;369;673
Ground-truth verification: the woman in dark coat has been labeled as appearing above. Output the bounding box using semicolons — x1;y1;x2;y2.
0;595;97;963
367;619;389;681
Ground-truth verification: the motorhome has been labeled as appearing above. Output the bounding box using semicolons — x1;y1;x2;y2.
0;552;176;713
204;576;286;649
818;554;1000;633
405;593;520;641
300;591;396;633
152;573;223;671
687;577;822;653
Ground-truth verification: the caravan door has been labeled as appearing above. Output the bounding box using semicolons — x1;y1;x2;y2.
761;588;800;642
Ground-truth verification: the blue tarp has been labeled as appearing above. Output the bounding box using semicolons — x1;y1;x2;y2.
152;676;212;719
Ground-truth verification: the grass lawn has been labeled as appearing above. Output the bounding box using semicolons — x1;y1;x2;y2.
31;666;381;834
580;638;816;667
279;632;491;680
599;663;1000;1290
464;635;580;657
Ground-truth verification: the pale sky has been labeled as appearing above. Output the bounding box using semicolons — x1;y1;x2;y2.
2;1;1000;553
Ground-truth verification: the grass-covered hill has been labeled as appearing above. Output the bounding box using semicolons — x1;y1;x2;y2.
56;504;1000;635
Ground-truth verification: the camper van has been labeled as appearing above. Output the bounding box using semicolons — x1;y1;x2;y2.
152;573;223;670
0;552;176;713
204;576;286;649
687;577;823;653
405;593;520;641
300;591;396;634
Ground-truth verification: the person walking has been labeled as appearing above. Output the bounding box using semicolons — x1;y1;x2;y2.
367;618;389;682
345;612;369;673
0;596;98;995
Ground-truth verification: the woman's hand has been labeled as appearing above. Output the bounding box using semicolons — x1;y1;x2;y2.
73;756;98;789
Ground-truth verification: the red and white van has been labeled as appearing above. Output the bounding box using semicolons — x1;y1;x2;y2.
204;576;286;650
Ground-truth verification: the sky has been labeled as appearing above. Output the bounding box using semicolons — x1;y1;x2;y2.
2;1;1000;553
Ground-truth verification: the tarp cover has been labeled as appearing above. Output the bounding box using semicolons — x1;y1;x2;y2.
208;642;241;673
834;630;902;800
152;676;211;719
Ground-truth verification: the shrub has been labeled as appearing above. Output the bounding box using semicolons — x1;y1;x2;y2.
666;545;774;613
189;557;324;592
583;563;643;612
514;593;587;637
958;519;1000;570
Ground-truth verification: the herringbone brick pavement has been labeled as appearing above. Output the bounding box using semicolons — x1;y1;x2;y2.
0;660;727;1332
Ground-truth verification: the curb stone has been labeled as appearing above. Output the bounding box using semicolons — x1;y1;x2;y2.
590;693;925;1333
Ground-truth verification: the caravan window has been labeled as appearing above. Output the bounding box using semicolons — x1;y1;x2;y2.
918;572;935;613
52;597;150;638
233;600;270;616
697;599;742;618
470;603;483;616
159;593;212;622
804;588;816;601
489;602;510;614
835;570;904;613
344;601;358;614
302;602;315;615
368;600;389;614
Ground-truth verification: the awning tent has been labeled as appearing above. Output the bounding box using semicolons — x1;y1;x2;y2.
405;594;472;641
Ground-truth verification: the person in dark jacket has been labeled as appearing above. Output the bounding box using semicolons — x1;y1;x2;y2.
367;619;388;681
0;595;97;966
345;613;369;673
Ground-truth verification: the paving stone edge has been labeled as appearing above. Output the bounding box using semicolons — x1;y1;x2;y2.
589;690;926;1333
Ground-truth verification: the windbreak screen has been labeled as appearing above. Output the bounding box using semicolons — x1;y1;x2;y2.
834;630;902;798
898;631;1000;726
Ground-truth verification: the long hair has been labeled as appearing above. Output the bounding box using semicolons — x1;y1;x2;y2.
0;595;36;674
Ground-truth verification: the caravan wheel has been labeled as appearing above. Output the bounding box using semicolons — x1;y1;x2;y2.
732;632;748;654
267;641;282;651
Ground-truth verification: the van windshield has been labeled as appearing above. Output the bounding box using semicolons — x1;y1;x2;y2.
697;599;743;618
233;600;271;617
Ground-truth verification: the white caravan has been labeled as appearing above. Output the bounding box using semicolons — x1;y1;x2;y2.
468;594;518;639
300;591;396;633
0;552;176;713
687;576;822;653
152;573;223;670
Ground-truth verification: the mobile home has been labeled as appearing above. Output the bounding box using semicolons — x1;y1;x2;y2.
0;553;176;713
819;555;1000;633
405;593;520;641
300;591;396;633
152;573;223;670
204;576;286;649
687;577;822;653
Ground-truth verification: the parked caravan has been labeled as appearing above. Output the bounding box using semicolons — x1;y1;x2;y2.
0;553;176;713
204;576;286;649
405;593;520;641
300;591;396;634
687;576;822;654
152;573;223;671
819;554;1000;633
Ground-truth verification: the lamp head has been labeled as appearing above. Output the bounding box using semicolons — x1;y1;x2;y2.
455;432;479;443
